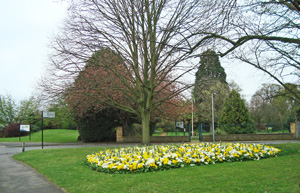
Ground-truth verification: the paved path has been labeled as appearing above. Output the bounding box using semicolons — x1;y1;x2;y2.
0;142;139;193
0;153;65;193
0;140;299;193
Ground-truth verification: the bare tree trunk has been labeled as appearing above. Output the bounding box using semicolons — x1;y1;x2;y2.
141;109;151;145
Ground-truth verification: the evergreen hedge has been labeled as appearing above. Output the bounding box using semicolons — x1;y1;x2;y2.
77;110;119;142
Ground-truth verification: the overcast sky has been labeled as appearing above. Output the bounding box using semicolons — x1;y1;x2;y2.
0;0;67;102
0;0;275;104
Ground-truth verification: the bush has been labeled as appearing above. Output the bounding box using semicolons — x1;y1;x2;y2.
30;125;40;133
215;128;227;135
218;123;255;134
3;123;29;137
78;109;120;142
124;124;141;137
219;90;255;134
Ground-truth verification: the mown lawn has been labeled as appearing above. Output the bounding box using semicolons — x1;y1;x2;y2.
0;129;79;143
13;143;300;193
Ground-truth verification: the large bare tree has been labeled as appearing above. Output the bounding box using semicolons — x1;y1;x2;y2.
42;0;234;144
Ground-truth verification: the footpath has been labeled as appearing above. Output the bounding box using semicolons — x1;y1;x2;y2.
0;140;299;193
0;142;139;193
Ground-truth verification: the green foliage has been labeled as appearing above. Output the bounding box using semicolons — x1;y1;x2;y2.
219;90;255;134
194;50;229;125
0;95;40;131
46;101;77;130
78;109;121;142
195;50;227;84
16;97;39;125
0;94;17;125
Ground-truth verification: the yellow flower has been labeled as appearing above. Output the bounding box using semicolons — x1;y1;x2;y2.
108;163;115;169
138;163;144;169
163;158;169;165
150;162;158;168
233;153;239;158
172;159;178;164
116;164;124;170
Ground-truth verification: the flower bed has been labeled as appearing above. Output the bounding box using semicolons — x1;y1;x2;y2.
86;143;281;174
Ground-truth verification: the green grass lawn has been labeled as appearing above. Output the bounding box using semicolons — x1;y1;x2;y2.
13;143;300;193
0;129;79;143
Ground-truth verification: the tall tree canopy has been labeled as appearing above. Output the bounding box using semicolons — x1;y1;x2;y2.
194;50;229;126
42;0;234;144
195;50;227;84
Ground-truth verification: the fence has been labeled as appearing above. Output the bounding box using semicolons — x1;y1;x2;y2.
116;122;300;143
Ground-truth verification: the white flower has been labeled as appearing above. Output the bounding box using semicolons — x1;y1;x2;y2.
102;163;109;168
145;158;155;166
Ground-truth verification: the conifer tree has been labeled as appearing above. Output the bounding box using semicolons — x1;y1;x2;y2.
194;49;229;126
195;50;227;85
219;90;255;134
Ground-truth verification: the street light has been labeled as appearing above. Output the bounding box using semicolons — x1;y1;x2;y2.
212;93;215;142
192;97;194;137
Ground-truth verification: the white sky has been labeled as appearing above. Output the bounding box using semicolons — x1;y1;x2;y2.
0;0;275;103
0;0;67;102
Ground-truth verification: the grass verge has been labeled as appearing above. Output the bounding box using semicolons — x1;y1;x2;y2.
0;129;79;143
13;143;300;193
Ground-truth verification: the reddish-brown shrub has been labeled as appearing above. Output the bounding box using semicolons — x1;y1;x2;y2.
3;123;28;137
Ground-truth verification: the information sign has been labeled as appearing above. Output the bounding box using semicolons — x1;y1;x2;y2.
43;112;55;118
176;121;184;129
20;125;30;132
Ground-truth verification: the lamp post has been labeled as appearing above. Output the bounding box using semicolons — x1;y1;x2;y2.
192;97;194;137
212;93;215;142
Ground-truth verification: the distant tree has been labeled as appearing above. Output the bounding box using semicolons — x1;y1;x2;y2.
16;96;39;125
194;50;229;129
0;95;17;125
46;100;77;130
228;80;242;93
249;92;266;131
280;83;300;121
250;83;299;132
249;84;282;128
219;90;254;134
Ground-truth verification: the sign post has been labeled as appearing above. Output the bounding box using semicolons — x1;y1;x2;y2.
41;111;55;149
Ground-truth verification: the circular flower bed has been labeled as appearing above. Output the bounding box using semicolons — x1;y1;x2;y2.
86;142;281;174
